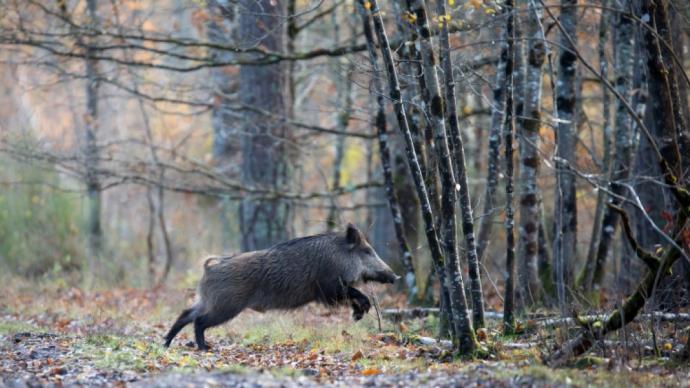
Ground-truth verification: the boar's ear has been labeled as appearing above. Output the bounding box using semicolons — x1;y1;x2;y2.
345;223;362;246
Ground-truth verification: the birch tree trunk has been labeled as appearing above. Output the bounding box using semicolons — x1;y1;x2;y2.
516;0;546;307
238;0;291;250
395;0;452;333
503;0;517;332
358;5;418;305
409;0;474;344
435;0;485;329
391;2;429;304
363;0;477;353
552;0;578;310
587;3;636;296
407;0;477;349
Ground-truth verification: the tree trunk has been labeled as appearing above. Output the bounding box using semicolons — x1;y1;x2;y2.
393;0;451;331
436;0;485;329
516;0;546;307
407;0;477;350
238;0;291;250
84;0;102;278
358;5;418;305
389;2;426;304
503;0;517;333
363;0;477;354
552;0;579;311
587;5;636;297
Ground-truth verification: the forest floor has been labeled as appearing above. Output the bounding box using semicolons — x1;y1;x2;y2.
1;280;689;387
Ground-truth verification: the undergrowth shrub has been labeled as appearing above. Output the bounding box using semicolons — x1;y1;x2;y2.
0;154;83;277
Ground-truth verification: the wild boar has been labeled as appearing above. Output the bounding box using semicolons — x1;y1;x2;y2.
164;223;399;350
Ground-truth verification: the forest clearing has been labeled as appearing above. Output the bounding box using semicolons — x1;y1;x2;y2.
1;0;690;386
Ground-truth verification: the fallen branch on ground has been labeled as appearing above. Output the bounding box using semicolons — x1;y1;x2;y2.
383;308;690;326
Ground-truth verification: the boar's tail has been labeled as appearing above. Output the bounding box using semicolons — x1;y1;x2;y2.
164;303;202;348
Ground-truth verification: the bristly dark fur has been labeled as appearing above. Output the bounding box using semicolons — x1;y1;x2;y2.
164;223;397;350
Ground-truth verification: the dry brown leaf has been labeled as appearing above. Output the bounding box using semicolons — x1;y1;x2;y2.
476;328;488;341
362;367;382;376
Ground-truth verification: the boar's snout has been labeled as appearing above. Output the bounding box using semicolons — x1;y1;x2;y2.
365;269;399;284
383;272;401;284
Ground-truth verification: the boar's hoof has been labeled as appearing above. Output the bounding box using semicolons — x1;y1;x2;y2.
352;298;371;321
197;343;210;351
360;298;371;314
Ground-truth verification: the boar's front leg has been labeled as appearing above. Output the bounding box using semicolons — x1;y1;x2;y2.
347;287;371;321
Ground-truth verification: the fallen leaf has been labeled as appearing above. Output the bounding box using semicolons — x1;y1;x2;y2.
362;367;381;376
476;328;488;341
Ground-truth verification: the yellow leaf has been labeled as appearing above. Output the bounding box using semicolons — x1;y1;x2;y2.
363;1;372;10
449;0;455;5
663;342;673;351
134;341;147;352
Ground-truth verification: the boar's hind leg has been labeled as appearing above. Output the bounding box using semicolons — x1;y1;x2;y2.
164;308;196;348
347;287;371;321
193;309;239;351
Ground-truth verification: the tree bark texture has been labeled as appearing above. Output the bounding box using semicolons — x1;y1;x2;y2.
517;0;546;307
503;0;517;333
552;0;578;310
435;0;485;329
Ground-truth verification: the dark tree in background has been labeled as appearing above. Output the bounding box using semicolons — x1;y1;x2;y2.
84;0;103;274
207;0;239;251
238;0;292;250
